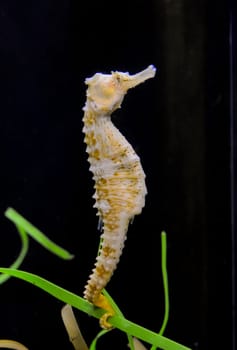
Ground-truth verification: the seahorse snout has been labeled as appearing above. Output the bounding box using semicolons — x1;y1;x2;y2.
118;65;156;91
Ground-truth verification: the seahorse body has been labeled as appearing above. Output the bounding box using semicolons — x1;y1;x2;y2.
82;65;156;326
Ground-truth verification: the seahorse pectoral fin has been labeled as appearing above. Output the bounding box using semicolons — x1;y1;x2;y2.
97;217;103;232
93;293;115;329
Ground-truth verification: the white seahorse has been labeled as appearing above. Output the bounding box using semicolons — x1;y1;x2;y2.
82;65;156;328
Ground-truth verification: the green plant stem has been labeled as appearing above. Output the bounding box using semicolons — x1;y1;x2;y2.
159;231;169;335
0;268;191;350
151;231;170;350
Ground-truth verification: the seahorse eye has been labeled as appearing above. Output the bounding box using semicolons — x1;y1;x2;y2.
116;76;121;83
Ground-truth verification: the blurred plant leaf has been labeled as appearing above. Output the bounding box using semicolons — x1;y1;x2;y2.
5;207;74;260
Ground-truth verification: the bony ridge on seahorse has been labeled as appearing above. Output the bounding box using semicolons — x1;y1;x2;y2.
82;65;156;328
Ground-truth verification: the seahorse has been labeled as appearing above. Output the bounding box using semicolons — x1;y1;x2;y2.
82;65;156;328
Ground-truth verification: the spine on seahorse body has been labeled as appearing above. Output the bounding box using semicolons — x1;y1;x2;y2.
82;65;156;304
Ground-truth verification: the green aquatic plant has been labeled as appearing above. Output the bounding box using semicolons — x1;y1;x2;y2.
0;208;191;350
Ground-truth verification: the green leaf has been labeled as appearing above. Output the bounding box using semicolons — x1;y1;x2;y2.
151;231;170;350
0;224;29;284
89;329;110;350
0;268;191;350
5;208;74;260
159;231;169;336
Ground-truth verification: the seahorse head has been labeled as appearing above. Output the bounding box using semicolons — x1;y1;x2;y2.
85;65;156;114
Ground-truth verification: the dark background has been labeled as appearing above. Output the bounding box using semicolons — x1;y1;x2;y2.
0;0;235;349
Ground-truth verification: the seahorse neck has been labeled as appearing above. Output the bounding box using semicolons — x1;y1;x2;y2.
84;100;114;118
83;104;113;127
